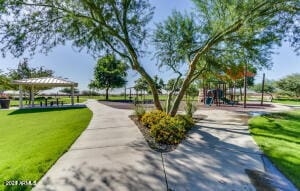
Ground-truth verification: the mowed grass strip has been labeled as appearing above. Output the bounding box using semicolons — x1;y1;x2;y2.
272;99;300;105
249;110;300;189
0;107;92;191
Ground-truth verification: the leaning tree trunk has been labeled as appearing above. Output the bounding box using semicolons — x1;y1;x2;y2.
136;66;162;110
127;46;163;111
166;74;182;114
170;64;196;116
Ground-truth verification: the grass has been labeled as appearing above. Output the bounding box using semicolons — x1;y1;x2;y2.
8;94;198;107
9;96;98;107
97;94;169;101
0;107;92;191
272;98;300;105
248;110;300;189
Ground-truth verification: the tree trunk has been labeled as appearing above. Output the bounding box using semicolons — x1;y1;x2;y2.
170;64;196;116
166;75;182;114
105;88;109;101
126;45;163;110
169;40;219;116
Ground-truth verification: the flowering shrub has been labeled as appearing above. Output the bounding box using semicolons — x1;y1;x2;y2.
150;115;186;144
140;110;195;145
174;115;195;131
141;110;168;128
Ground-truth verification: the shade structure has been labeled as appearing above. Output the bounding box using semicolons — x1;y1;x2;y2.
12;77;78;108
12;77;78;87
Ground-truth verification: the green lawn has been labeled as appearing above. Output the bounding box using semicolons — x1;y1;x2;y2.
97;94;169;101
9;96;97;107
0;107;92;191
248;110;300;189
8;94;197;107
272;99;300;105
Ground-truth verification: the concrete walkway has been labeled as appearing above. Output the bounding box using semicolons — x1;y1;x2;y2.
33;100;166;191
163;107;297;191
163;110;264;191
34;100;296;191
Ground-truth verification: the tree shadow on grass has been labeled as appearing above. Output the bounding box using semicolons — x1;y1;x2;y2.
250;131;300;145
250;115;300;144
8;107;87;115
262;112;300;122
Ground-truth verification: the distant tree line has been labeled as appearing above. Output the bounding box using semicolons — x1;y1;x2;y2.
251;73;300;100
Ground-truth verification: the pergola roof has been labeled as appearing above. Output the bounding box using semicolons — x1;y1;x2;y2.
12;77;78;87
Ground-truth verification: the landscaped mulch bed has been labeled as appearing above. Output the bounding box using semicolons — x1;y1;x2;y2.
129;115;177;152
129;114;207;153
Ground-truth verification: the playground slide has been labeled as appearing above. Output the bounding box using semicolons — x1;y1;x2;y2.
221;97;235;106
205;97;213;106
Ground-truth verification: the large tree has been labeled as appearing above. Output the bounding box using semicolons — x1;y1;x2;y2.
89;54;127;100
9;58;54;80
59;87;79;94
153;1;299;115
134;77;148;93
0;0;299;116
8;58;54;100
276;73;300;97
134;75;164;94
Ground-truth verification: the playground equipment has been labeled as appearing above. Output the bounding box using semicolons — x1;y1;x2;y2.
205;89;223;106
199;80;239;107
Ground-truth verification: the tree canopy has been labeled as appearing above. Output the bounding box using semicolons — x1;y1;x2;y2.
276;73;300;97
89;54;128;100
134;75;164;94
134;77;148;92
0;0;299;115
0;70;11;92
165;78;183;92
9;58;54;80
153;0;299;115
8;58;54;95
59;87;79;94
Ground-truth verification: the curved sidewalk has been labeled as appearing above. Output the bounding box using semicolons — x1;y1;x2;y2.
33;100;166;191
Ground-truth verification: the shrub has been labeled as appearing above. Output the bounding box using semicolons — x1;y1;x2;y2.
141;110;168;128
184;99;197;118
134;105;146;120
150;116;186;145
175;114;195;131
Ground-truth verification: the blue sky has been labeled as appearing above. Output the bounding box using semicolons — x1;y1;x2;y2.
0;0;299;93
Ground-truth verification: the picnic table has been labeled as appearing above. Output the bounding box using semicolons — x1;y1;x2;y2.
39;98;64;107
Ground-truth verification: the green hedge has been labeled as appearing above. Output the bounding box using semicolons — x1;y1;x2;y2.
141;110;195;144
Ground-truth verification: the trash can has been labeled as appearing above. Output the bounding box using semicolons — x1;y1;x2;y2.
0;99;10;109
